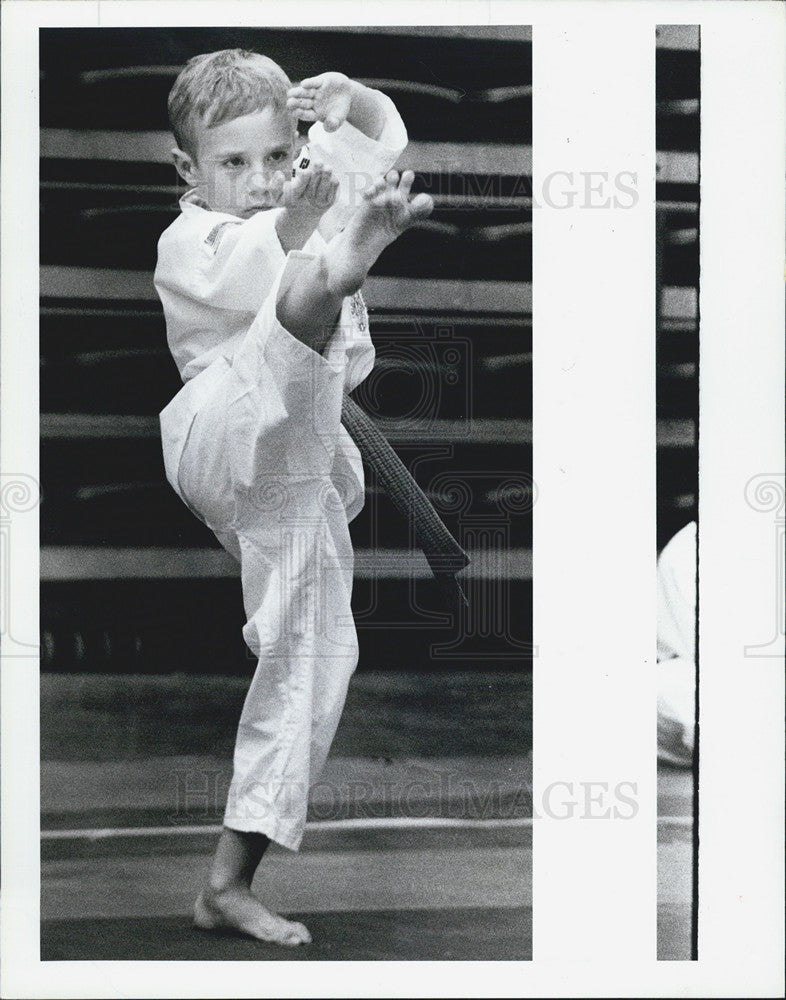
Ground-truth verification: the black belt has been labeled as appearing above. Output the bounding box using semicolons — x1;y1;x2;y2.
341;394;469;608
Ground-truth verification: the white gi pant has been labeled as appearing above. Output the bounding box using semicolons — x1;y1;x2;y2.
656;520;697;766
160;257;372;850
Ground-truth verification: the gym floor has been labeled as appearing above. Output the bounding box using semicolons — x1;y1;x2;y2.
40;670;692;961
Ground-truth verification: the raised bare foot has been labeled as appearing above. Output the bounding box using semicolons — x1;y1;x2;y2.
194;886;312;946
324;169;434;297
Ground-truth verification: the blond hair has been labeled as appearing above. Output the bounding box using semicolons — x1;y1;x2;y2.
168;49;292;157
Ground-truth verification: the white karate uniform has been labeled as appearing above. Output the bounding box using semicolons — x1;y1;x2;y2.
155;99;407;849
656;520;697;766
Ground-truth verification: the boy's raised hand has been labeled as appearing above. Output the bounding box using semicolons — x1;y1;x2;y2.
274;160;339;215
287;73;355;133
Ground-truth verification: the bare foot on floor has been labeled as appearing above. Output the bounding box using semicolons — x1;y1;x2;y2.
325;169;434;297
193;887;312;946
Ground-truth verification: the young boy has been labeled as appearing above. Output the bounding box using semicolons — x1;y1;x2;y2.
155;50;433;946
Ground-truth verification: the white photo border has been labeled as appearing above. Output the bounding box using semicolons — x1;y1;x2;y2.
2;1;784;997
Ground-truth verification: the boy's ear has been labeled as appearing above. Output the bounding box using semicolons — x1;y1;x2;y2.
172;148;199;186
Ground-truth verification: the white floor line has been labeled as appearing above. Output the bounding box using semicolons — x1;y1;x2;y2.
41;813;692;841
42;816;530;841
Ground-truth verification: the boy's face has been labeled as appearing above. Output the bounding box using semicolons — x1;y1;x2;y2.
174;106;299;218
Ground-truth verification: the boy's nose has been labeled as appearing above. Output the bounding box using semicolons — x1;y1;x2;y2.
247;170;286;208
247;167;275;195
246;172;268;196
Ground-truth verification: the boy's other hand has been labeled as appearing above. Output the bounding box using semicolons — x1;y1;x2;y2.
287;73;355;133
279;161;339;215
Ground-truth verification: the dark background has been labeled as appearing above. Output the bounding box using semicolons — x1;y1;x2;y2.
39;25;534;675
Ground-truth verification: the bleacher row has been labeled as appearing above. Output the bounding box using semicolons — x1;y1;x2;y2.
39;25;698;672
655;26;699;558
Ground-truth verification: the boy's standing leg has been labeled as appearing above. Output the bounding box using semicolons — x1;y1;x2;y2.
192;171;433;945
194;830;311;944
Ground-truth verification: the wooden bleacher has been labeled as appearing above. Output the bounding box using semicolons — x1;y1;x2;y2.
39;25;697;672
655;26;699;549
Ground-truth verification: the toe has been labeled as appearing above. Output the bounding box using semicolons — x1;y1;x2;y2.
275;919;311;946
296;921;312;942
410;193;435;218
363;176;386;200
399;170;415;197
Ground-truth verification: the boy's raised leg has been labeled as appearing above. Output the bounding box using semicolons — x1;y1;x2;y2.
324;169;434;297
194;827;312;946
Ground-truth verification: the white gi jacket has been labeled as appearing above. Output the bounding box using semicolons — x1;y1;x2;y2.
154;99;407;849
656;520;697;766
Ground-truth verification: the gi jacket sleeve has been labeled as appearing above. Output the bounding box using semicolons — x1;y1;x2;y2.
307;90;408;240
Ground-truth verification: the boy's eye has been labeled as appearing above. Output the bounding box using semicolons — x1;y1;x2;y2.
224;157;245;168
268;151;289;163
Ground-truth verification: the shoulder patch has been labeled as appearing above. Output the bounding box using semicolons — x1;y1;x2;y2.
203;220;237;254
